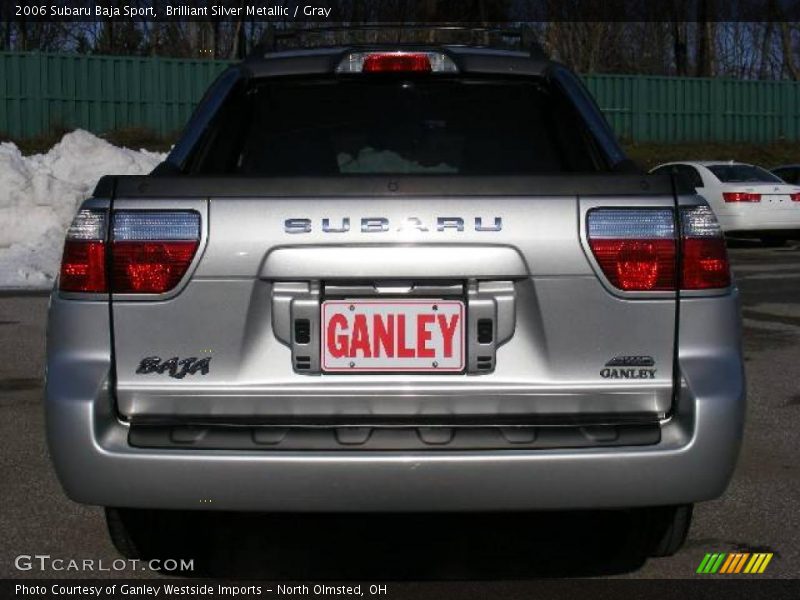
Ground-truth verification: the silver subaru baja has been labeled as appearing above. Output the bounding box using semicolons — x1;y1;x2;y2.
45;46;745;559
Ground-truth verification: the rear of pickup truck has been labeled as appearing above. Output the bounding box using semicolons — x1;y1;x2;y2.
45;47;744;558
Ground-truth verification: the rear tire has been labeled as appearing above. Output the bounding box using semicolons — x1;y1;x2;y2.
105;507;202;561
105;507;142;559
639;504;694;557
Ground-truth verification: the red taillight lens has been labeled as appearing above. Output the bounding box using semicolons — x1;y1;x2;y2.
111;241;199;293
59;241;106;292
791;193;800;202
59;209;108;293
589;239;676;291
680;205;731;289
362;52;432;73
681;238;730;289
723;192;761;202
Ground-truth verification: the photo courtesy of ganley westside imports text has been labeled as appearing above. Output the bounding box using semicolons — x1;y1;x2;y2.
10;583;390;598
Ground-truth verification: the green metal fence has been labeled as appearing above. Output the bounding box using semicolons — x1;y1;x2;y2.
2;51;800;143
583;74;800;143
0;52;232;138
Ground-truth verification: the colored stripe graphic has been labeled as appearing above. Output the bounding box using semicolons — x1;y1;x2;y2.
697;554;713;573
710;553;726;573
758;554;773;573
744;554;760;573
720;553;747;573
719;554;736;573
720;553;739;573
699;552;773;574
697;553;727;573
733;553;750;573
745;553;774;574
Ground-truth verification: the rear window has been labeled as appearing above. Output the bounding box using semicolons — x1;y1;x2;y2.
773;167;798;184
708;165;782;184
189;78;608;176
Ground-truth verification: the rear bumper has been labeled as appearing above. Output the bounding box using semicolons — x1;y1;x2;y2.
717;211;800;233
45;365;745;512
45;291;745;512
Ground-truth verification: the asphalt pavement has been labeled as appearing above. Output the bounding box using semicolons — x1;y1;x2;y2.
1;242;798;581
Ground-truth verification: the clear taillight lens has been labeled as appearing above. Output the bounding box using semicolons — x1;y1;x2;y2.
587;209;677;291
59;209;108;293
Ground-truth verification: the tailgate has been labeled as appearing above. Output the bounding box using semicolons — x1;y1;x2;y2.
110;186;679;425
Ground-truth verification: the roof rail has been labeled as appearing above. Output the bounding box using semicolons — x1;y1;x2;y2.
245;24;547;62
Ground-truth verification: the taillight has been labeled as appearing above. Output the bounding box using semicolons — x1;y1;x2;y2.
680;205;731;289
111;212;200;294
587;206;730;292
336;51;458;74
58;209;200;295
587;209;676;291
791;193;800;202
723;192;761;203
59;209;107;292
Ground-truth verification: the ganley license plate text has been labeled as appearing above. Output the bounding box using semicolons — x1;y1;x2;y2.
321;300;465;372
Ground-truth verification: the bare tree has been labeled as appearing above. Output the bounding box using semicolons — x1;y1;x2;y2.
695;0;715;76
779;22;800;80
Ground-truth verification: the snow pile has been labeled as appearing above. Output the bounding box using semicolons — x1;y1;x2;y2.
0;130;166;288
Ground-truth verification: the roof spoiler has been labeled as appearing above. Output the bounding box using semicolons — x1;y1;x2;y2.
246;25;548;61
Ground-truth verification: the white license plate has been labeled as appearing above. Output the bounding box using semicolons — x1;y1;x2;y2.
321;300;465;372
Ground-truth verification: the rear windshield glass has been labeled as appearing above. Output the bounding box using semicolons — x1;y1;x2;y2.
708;165;782;183
189;78;608;175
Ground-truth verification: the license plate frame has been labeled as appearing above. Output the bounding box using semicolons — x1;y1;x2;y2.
321;299;465;373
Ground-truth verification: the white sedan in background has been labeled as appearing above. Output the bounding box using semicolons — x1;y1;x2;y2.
650;161;800;242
